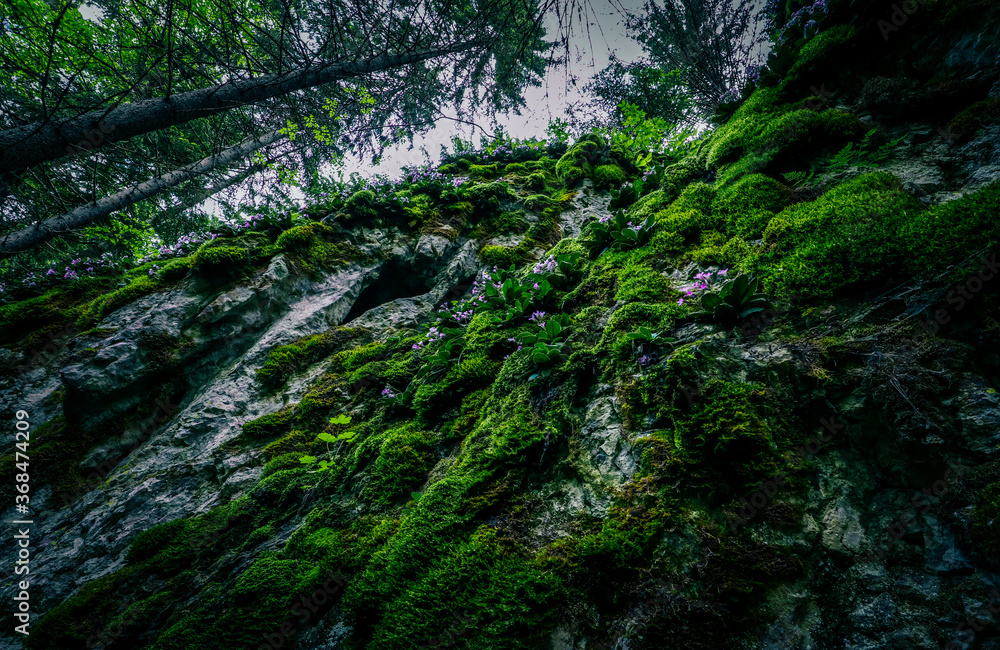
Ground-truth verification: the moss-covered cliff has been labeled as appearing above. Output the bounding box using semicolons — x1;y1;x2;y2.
3;2;1000;649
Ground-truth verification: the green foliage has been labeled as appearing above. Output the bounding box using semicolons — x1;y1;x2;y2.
688;273;771;323
584;210;657;259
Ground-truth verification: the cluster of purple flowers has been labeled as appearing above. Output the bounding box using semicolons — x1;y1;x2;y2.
745;64;763;86
532;256;558;275
136;231;217;266
777;0;829;43
677;268;728;305
16;251;120;290
381;386;396;398
528;310;546;323
412;326;446;351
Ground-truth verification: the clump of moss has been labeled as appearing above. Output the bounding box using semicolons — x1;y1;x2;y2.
479;242;532;268
256;328;366;387
241;407;295;439
593;163;627;190
465;181;515;205
275;222;349;272
747;171;926;299
555;134;608;185
345;189;379;219
78;275;163;325
366;425;437;505
711;173;790;239
615;261;674;303
157;256;195;282
192;245;249;277
468;163;501;180
947;99;1000;142
474;210;529;240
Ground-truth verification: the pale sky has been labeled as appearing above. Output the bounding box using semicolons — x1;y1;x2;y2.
356;0;648;178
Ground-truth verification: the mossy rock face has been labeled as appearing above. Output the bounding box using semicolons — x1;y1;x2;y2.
241;407;295;439
947;98;1000;143
256;327;367;387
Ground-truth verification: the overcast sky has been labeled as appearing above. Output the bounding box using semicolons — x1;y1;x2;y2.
348;0;648;179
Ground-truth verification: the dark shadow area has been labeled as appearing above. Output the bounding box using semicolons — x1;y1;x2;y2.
341;259;433;323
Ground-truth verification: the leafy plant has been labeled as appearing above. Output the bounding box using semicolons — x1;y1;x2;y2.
518;313;571;380
479;265;553;323
528;253;585;291
688;273;771;323
585;210;657;259
827;129;906;171
782;169;815;188
300;414;357;471
626;326;676;364
527;341;567;380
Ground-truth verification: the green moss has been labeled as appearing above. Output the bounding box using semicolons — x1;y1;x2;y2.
593;164;627;189
465;181;515;205
468;163;501;179
241;407;295;439
256;327;365;387
437;163;460;174
0;278;114;343
503;162;528;175
367;425;437;506
479;243;531;268
903;179;1000;273
346;189;378;219
273;222;348;272
78;275;163;325
603;302;685;347
523;193;553;212
748;172;927;298
262;431;313;460
947;99;1000;142
711;173;790;238
526;171;548;191
615;261;675;303
192;245;249;276
474;210;529;239
156;256;195;282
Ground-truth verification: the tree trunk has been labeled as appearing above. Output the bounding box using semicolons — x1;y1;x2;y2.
0;129;286;256
0;40;486;175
